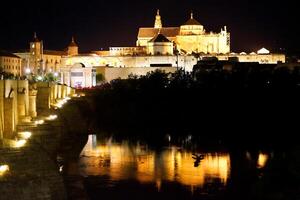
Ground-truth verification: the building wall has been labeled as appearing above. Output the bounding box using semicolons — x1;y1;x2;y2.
60;67;96;88
43;54;62;73
180;25;205;35
0;56;22;76
61;55;198;72
147;42;174;55
16;52;63;74
96;67;177;82
0;80;29;138
176;32;229;54
216;54;286;64
110;47;147;56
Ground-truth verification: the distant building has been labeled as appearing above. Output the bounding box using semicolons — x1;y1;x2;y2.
137;11;230;54
0;50;22;76
11;11;285;87
15;33;78;75
215;48;285;64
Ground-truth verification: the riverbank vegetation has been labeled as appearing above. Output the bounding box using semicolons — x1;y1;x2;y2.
82;63;300;148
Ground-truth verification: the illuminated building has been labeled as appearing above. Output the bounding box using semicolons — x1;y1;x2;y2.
10;11;285;86
15;33;78;75
137;11;230;54
0;50;22;76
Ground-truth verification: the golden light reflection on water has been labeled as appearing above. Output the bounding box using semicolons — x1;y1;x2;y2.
257;153;269;168
80;135;230;189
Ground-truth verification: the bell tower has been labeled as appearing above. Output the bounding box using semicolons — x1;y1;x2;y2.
154;9;162;29
29;32;43;74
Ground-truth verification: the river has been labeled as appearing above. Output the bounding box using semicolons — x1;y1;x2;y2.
64;134;288;200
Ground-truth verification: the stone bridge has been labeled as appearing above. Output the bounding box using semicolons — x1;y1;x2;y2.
0;80;79;200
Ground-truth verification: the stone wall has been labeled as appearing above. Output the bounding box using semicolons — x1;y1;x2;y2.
96;67;178;82
0;80;31;139
0;80;75;140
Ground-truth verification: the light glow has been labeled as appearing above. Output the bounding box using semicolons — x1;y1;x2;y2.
54;97;72;109
35;120;44;125
0;165;9;176
46;115;58;121
14;139;27;148
37;76;43;81
18;131;32;139
25;68;31;74
257;48;270;55
257;153;269;168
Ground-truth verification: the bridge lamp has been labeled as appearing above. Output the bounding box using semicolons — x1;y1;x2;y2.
18;131;32;139
0;165;9;176
13;139;27;148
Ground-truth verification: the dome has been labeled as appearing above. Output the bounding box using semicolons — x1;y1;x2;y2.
180;12;204;35
184;13;202;26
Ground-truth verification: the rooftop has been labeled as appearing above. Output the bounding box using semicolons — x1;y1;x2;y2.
149;33;171;43
0;50;20;58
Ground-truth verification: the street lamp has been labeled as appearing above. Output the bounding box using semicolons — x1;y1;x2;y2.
25;68;31;74
37;75;43;81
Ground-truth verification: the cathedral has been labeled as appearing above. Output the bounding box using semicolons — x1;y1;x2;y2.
137;10;230;54
10;10;285;88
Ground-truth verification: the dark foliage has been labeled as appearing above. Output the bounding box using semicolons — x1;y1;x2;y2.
82;63;300;148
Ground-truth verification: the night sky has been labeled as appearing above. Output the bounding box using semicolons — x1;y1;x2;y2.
0;0;298;54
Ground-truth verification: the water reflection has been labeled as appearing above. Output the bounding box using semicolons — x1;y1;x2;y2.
80;135;230;191
257;153;269;168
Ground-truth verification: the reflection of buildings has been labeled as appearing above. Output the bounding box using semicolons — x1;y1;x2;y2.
80;135;231;190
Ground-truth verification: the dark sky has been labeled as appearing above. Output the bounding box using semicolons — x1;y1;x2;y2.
0;0;298;54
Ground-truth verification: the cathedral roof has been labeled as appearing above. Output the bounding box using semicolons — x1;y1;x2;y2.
149;33;171;43
183;13;202;26
138;27;179;38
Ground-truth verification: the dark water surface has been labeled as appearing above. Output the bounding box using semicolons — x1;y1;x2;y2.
73;135;287;200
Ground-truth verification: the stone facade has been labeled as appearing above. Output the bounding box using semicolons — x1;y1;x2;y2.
0;51;22;76
96;67;177;82
15;34;79;75
137;11;230;54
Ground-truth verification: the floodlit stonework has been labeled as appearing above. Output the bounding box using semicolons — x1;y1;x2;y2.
9;11;285;87
15;34;78;75
137;11;230;54
0;51;22;76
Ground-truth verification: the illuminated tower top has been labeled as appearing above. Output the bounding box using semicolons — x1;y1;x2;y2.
67;36;79;56
154;9;162;29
